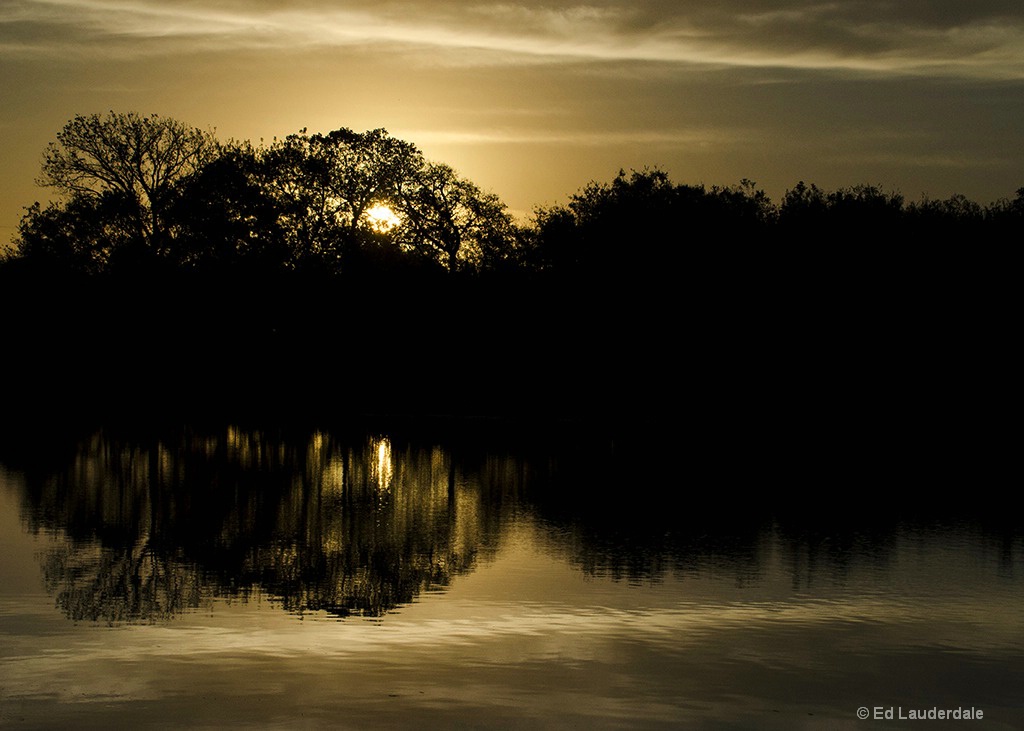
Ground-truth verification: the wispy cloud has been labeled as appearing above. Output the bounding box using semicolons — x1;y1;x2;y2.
402;127;733;147
2;0;1024;79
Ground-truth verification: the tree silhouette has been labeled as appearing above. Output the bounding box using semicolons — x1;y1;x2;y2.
14;191;143;273
395;162;517;273
39;112;220;253
827;184;904;236
778;180;829;236
260;127;425;271
985;187;1024;240
310;127;423;232
906;192;987;243
6;109;1020;291
528;168;677;277
525;168;776;279
162;142;290;271
706;179;777;232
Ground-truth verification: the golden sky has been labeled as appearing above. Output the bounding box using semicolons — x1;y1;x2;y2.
3;0;1024;239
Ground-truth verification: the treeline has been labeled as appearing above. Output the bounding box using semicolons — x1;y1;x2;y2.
4;111;1023;282
5;112;513;278
0;112;1016;460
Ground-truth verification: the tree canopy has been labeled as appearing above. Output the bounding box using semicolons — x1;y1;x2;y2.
38;112;220;251
14;112;530;277
7;111;1022;282
2;112;1019;428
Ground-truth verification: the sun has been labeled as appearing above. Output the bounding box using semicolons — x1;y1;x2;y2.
364;203;401;233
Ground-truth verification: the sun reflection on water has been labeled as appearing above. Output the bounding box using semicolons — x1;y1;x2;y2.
372;437;393;492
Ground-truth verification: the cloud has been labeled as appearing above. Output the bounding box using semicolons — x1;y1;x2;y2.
402;127;734;147
2;0;1023;79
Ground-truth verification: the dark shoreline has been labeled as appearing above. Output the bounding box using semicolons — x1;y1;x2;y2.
1;244;1012;499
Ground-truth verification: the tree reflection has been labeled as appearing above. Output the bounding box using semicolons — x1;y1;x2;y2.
18;425;517;622
8;421;1019;623
41;541;207;623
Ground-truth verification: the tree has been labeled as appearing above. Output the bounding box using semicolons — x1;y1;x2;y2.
778;181;828;232
162;142;290;271
527;168;699;278
395;162;517;273
779;182;904;243
309;128;423;231
39;111;220;253
985;187;1024;233
826;184;904;229
260;127;424;269
707;179;777;230
13;191;144;274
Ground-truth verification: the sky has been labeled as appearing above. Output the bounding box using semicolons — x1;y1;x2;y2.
3;0;1024;244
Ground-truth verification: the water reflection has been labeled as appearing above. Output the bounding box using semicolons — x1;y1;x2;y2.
13;425;522;621
4;422;1022;626
3;423;1024;731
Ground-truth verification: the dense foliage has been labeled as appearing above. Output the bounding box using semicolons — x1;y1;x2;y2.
9;113;522;277
7;112;1022;281
1;112;1017;435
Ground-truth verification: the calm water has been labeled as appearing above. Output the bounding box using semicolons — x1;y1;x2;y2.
1;424;1022;729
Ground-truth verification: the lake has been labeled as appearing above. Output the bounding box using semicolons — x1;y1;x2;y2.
1;421;1022;729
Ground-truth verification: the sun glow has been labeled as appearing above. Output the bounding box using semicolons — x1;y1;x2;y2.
365;203;401;233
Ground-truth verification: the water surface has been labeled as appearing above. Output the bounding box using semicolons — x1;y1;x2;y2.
1;424;1022;729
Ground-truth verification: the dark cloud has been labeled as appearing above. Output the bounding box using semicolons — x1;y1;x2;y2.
4;0;1022;77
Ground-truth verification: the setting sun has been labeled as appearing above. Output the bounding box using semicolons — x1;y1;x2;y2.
365;203;401;233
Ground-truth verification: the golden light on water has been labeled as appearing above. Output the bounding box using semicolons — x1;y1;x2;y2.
372;437;394;491
365;204;401;233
